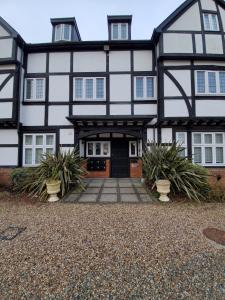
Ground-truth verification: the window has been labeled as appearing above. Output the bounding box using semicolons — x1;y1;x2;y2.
55;24;72;41
196;71;225;95
129;141;138;157
111;23;128;40
25;78;45;101
74;78;106;101
176;132;187;157
23;134;55;166
134;77;154;99
86;141;110;157
203;13;219;31
192;132;225;166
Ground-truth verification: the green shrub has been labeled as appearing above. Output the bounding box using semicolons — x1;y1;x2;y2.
143;142;210;202
206;184;225;203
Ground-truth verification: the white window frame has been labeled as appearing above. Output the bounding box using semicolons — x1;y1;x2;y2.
134;76;155;100
203;13;219;31
55;24;72;41
192;132;225;166
86;141;111;157
176;132;188;157
73;77;106;101
129;141;138;157
111;23;128;40
195;71;225;95
23;134;56;167
24;78;46;101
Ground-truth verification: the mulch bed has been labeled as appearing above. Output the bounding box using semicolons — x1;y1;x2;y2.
203;227;225;246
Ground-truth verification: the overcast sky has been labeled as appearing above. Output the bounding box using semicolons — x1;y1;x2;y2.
1;0;184;43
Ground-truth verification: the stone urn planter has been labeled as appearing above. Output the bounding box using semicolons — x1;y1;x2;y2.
46;180;61;202
156;180;171;202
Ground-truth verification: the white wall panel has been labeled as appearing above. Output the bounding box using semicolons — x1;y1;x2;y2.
48;106;70;126
110;104;131;115
0;102;12;118
0;25;9;37
60;129;74;144
169;70;192;97
164;100;189;117
79;140;85;157
147;128;155;142
134;104;157;115
49;52;70;73
74;51;106;72
164;60;191;66
133;51;152;71
219;6;225;31
109;51;131;72
194;61;225;66
0;147;18;166
195;34;203;54
200;0;217;11
20;106;45;126
73;105;106;115
168;2;201;31
163;33;193;53
110;74;131;101
27;53;46;73
205;35;223;54
161;128;173;143
0;39;13;58
0;130;18;144
60;147;75;154
0;77;14;99
49;76;69;102
196;100;225;117
0;65;15;70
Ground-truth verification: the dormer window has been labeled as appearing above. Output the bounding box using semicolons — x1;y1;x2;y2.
107;15;132;41
55;24;72;41
112;23;128;40
203;13;219;31
51;18;81;42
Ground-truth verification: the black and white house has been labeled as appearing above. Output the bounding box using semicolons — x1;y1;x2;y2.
1;0;225;178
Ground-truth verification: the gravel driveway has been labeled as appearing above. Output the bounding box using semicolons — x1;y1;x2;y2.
0;199;225;299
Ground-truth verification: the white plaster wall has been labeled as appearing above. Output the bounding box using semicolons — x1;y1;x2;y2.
164;60;191;66
200;0;217;11
60;147;75;154
163;33;193;53
0;77;14;99
168;2;201;31
219;6;225;31
0;147;18;166
17;47;23;63
195;34;203;54
110;74;131;101
0;130;18;144
196;100;225;117
110;104;131;115
60;129;74;144
194;61;225;66
133;51;152;71
48;106;70;126
79;140;85;157
0;102;12;118
0;65;15;70
0;39;13;58
73;105;106;115
147;128;155;142
164;70;191;97
164;100;189;117
161;128;173;143
27;53;46;73
49;52;70;73
74;51;106;72
49;76;69;102
20;106;45;126
134;104;157;115
109;51;131;72
0;74;8;85
205;35;223;54
0;25;9;37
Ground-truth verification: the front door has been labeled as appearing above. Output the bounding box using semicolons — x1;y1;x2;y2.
111;140;130;178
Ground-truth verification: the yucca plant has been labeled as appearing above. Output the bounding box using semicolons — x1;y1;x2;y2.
143;142;210;202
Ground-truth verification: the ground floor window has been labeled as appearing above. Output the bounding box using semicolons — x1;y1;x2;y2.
129;141;138;157
23;133;55;166
86;141;110;157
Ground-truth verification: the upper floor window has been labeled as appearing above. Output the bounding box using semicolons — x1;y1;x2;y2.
196;71;225;95
134;76;154;100
55;24;72;41
25;78;45;101
203;13;219;31
74;77;106;101
111;23;128;40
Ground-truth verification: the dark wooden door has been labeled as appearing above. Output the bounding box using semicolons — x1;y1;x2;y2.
111;140;130;178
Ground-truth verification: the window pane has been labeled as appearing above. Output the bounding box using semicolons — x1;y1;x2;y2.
216;147;224;163
85;79;93;99
46;135;54;145
88;143;93;156
112;24;118;39
36;79;44;99
216;133;223;144
35;148;43;164
211;14;218;31
121;24;127;39
25;135;32;145
63;24;70;40
96;78;104;99
176;132;186;144
146;77;154;97
193;147;202;163
204;134;212;144
36;135;43;145
55;24;61;41
26;79;33;99
103;143;109;156
205;147;213;163
136;77;144;98
219;72;225;93
204;14;210;30
95;143;101;155
179;148;186;158
25;148;32;165
46;148;54;155
75;78;83;99
193;133;201;144
208;72;216;93
197;71;205;93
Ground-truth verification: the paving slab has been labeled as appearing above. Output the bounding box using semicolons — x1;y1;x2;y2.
102;188;117;194
119;182;133;187
104;182;117;187
84;187;101;194
99;194;118;203
139;194;153;202
135;187;148;194
78;194;98;203
119;187;136;194
121;194;139;203
88;182;103;187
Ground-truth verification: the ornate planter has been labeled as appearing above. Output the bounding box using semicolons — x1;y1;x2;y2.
46;180;61;202
156;180;171;202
